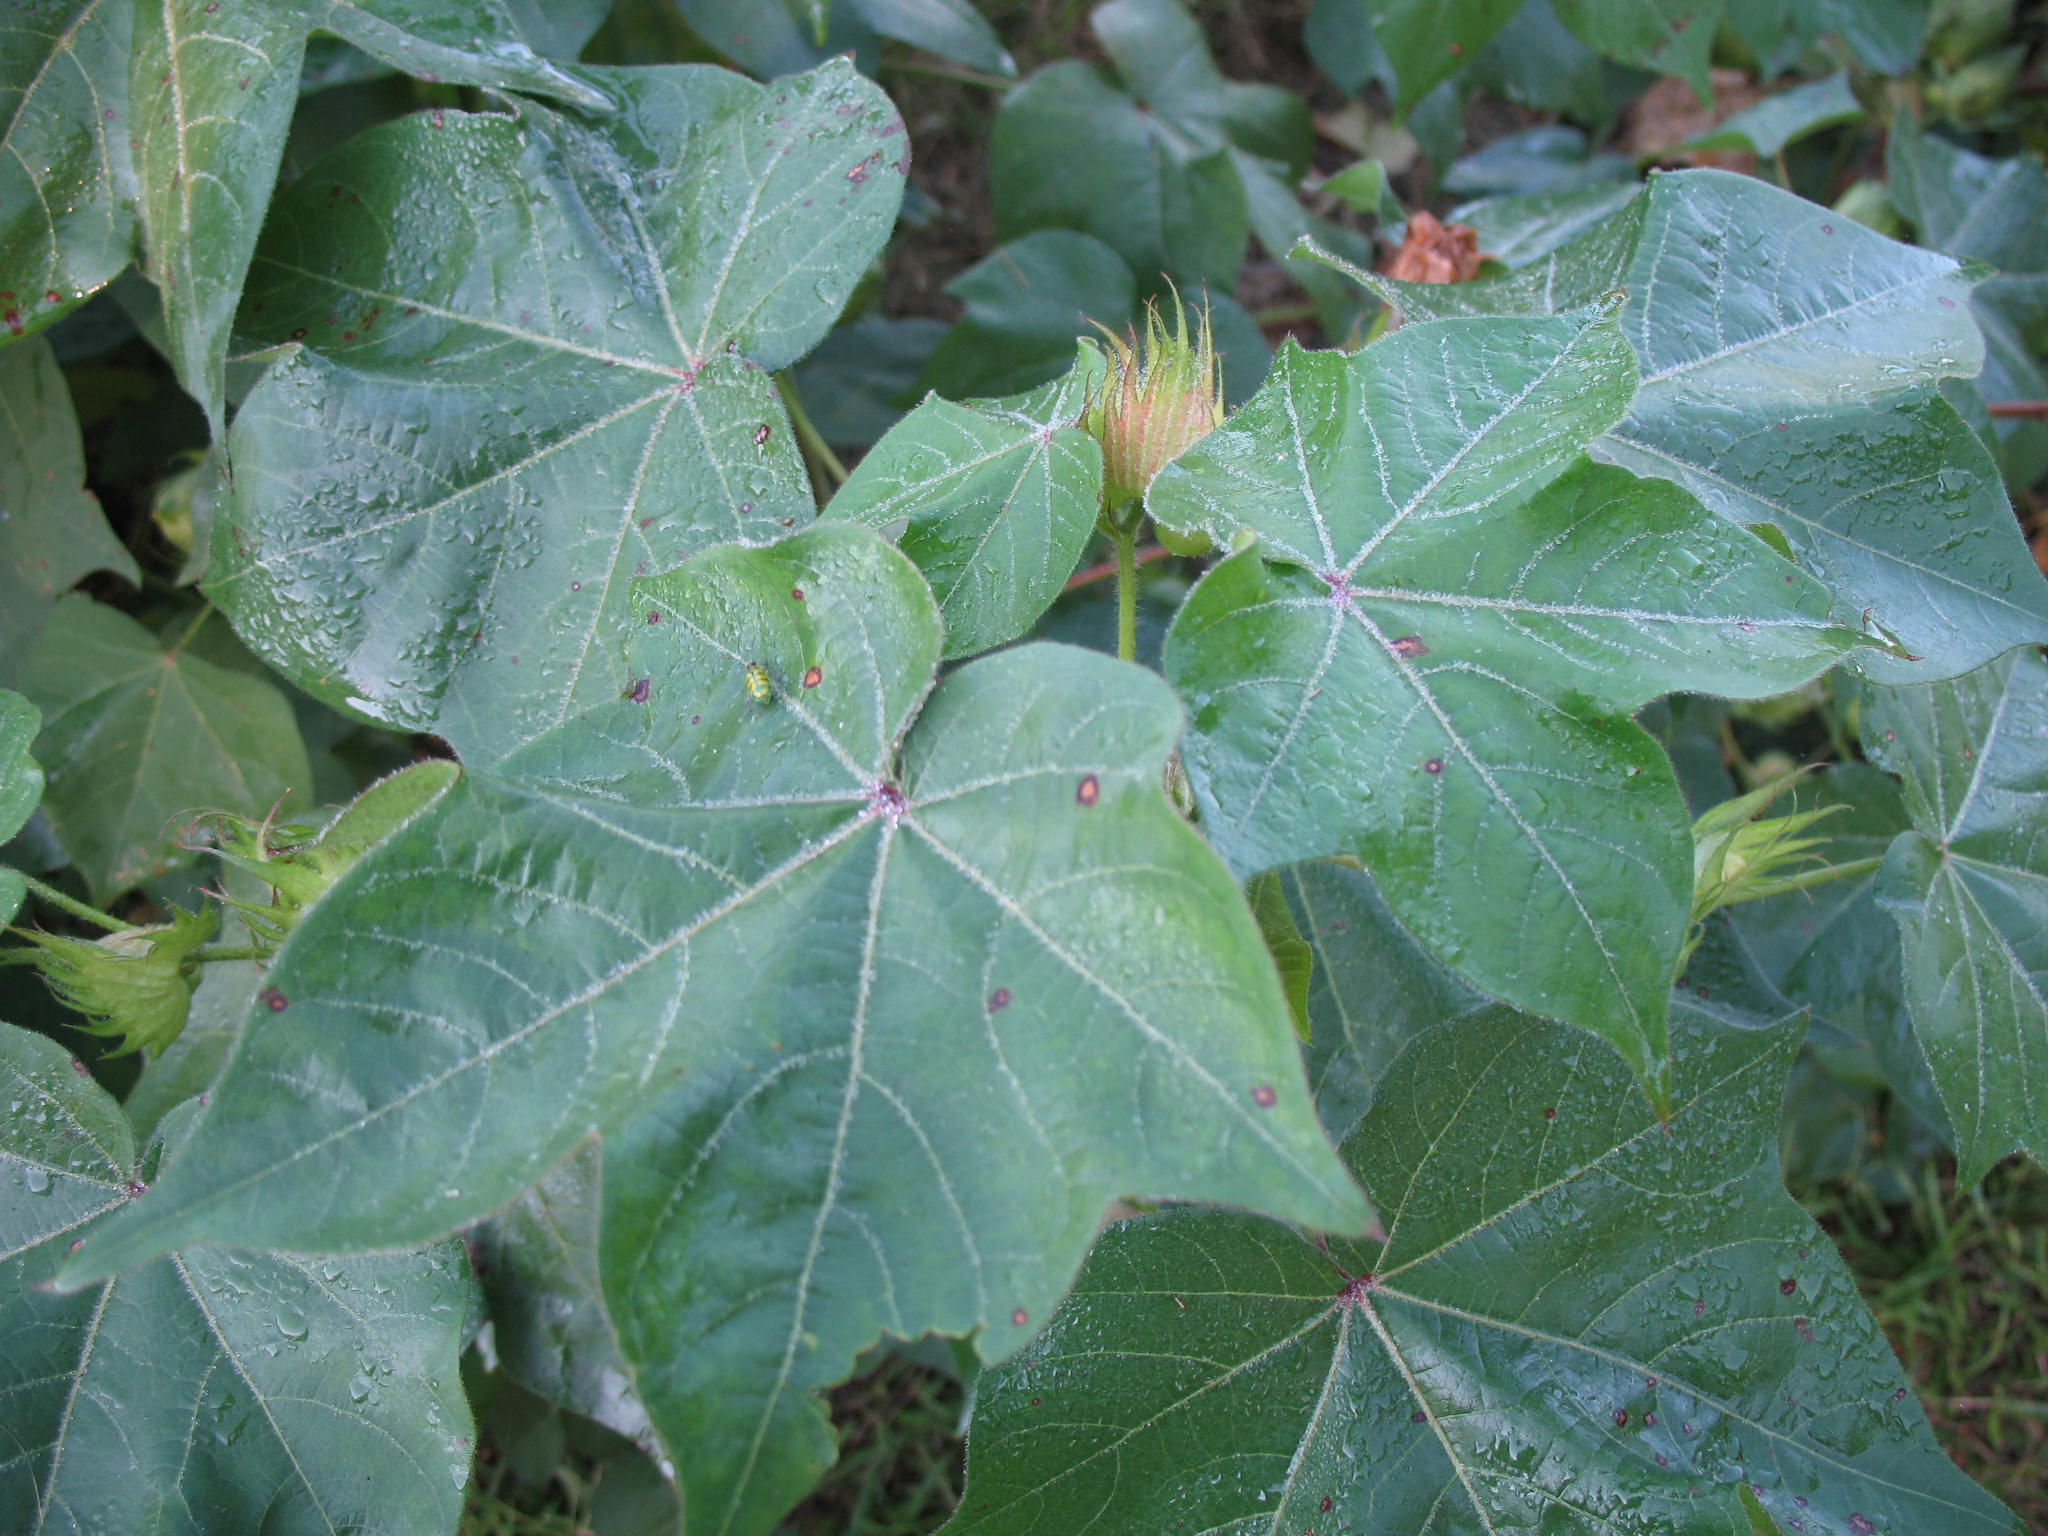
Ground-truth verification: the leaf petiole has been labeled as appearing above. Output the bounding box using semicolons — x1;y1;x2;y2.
19;875;128;933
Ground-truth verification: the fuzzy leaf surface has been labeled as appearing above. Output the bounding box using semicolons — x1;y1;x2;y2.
1350;171;2048;684
0;1023;474;1536
946;1004;2020;1536
1868;647;2048;1183
209;61;904;763
1153;315;1858;1090
0;338;137;679
826;350;1104;659
58;527;1366;1531
18;598;312;900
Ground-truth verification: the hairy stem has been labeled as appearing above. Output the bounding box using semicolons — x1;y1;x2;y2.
1112;517;1140;664
20;875;128;933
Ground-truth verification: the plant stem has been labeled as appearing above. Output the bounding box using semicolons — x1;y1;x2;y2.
1064;542;1169;591
192;944;265;964
1112;517;1140;664
1986;400;2048;419
775;373;849;493
21;875;127;932
1249;301;1317;327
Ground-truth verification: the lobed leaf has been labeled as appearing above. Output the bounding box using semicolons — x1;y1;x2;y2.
946;1003;2022;1536
0;1022;475;1536
57;524;1365;1532
1341;170;2048;685
826;348;1105;659
211;60;905;764
18;598;313;901
1887;118;2048;488
0;338;137;681
1153;311;1859;1094
1866;647;2048;1183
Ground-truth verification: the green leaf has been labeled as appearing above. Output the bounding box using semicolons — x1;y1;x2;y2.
826;348;1105;659
1867;647;2048;1184
1887;118;2048;488
474;1138;658;1449
211;61;905;765
921;231;1140;402
1;689;42;922
990;0;1308;294
18;597;314;901
847;0;1015;75
991;62;1248;293
129;0;305;435
1153;315;1859;1091
5;0;613;413
946;1004;2020;1536
789;314;948;454
1682;73;1862;158
1283;857;1482;1136
0;1022;476;1536
1245;869;1312;1041
1727;762;1948;1129
0;337;138;679
57;525;1365;1529
1552;0;1723;99
0;0;137;346
1362;0;1520;116
1329;171;2048;685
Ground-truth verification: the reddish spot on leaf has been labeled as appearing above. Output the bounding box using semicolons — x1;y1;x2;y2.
1693;1300;1706;1318
1410;1409;1426;1423
1614;1409;1629;1427
646;610;662;625
1389;635;1427;659
1780;1276;1796;1295
1010;1307;1028;1327
988;987;1011;1012
1320;1498;1334;1513
1847;1518;1874;1535
290;327;306;340
802;666;822;689
1543;1107;1556;1120
1424;758;1444;774
1644;1412;1656;1426
1076;774;1100;806
71;1058;90;1076
1646;1376;1658;1387
1794;1316;1814;1341
752;423;771;446
125;1181;146;1197
44;290;59;304
259;987;287;1012
1821;224;1833;235
791;587;805;601
629;679;650;704
1251;1085;1277;1108
341;331;356;341
1938;296;1955;308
